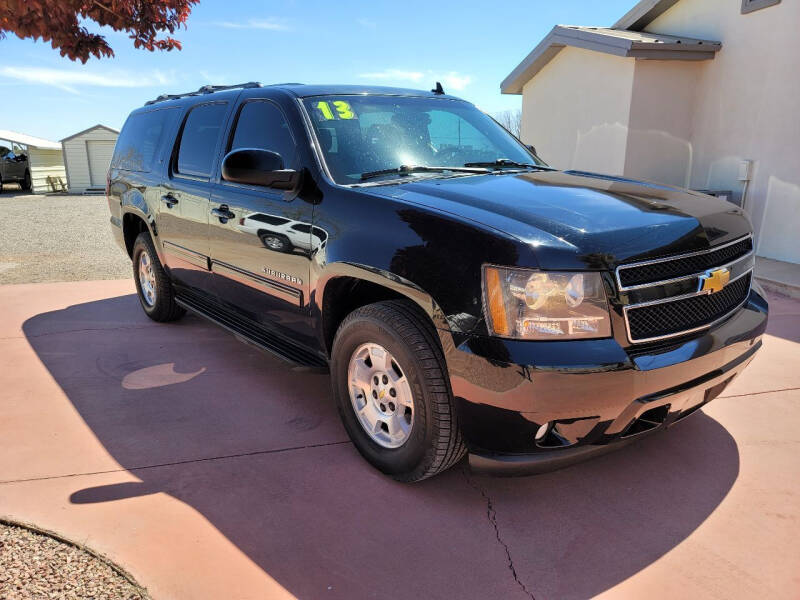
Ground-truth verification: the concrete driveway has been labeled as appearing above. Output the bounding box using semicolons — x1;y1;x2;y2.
1;280;798;599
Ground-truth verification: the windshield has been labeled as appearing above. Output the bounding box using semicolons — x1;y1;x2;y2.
302;95;546;184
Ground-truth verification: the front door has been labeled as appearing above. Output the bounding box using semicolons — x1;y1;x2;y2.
208;98;315;346
158;101;231;294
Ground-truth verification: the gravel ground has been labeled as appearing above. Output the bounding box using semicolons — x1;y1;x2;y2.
0;191;131;284
0;521;148;599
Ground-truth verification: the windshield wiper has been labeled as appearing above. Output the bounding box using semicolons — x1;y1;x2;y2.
464;159;556;170
360;164;489;181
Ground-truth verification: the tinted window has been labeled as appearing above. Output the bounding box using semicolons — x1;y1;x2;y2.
290;223;312;234
177;103;228;178
113;108;179;172
229;101;296;167
249;213;290;226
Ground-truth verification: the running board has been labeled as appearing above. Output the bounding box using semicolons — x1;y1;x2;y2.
174;288;328;372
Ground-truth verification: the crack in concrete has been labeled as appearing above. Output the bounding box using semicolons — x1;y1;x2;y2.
463;467;536;600
0;324;159;341
720;386;800;399
0;440;351;485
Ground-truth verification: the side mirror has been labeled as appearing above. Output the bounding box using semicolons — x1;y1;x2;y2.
526;144;537;156
221;148;299;190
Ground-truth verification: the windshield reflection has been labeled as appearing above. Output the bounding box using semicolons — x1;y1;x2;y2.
303;95;546;185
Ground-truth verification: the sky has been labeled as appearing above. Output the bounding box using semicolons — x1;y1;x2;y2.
1;0;634;141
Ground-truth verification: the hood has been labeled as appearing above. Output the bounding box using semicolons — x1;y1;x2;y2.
364;170;751;270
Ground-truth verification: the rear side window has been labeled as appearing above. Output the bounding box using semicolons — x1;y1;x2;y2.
176;102;228;178
229;101;296;167
113;108;178;172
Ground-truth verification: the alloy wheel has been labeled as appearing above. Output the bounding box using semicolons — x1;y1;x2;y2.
347;342;414;448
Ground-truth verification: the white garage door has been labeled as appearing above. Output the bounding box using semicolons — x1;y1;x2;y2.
87;140;116;188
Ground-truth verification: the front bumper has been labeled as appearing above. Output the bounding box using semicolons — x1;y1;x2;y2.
441;287;768;476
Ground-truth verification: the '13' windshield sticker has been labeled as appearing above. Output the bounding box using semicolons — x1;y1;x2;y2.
316;100;357;120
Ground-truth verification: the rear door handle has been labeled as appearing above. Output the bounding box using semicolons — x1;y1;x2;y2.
211;205;235;223
161;194;179;209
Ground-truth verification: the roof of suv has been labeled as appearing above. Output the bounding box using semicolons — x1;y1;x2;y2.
142;82;464;108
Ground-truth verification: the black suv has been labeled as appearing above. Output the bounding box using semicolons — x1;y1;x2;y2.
108;82;768;481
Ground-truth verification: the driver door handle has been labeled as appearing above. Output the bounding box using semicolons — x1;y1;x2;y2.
161;194;179;209
211;205;235;223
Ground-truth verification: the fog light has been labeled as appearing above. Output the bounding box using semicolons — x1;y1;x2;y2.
535;422;549;441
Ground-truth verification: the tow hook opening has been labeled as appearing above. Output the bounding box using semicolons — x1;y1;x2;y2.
621;404;671;438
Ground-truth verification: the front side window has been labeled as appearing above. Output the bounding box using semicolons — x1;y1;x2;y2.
228;100;297;167
176;102;228;178
302;95;544;184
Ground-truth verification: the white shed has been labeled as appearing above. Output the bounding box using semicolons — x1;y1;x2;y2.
0;130;67;194
61;124;119;193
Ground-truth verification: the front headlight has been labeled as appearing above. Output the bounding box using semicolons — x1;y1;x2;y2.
482;266;611;340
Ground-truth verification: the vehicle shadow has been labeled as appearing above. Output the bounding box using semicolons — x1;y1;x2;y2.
23;294;740;600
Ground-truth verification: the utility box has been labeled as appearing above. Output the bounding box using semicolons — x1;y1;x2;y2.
696;189;737;206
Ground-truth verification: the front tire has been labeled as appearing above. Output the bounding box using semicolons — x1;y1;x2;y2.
131;232;185;322
331;300;466;481
21;170;32;191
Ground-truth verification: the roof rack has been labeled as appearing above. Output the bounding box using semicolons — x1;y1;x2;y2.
144;81;263;106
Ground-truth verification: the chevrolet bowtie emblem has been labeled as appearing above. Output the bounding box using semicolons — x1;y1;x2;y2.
699;267;730;294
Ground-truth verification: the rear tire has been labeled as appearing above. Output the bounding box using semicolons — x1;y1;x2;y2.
0;174;4;194
21;170;32;191
132;232;185;322
331;300;466;482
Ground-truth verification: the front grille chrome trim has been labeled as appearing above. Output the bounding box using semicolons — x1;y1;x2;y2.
623;269;753;344
618;250;754;292
615;234;753;291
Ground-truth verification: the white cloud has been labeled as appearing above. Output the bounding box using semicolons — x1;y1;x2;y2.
440;72;473;91
357;18;377;28
0;66;173;94
214;18;290;31
358;69;473;91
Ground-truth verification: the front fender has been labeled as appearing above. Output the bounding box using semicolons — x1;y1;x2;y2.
315;262;451;331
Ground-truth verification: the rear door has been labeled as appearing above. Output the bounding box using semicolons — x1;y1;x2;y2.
159;101;232;295
208;97;315;344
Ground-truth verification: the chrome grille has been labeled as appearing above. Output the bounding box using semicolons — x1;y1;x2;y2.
627;274;751;342
618;237;753;288
619;235;754;344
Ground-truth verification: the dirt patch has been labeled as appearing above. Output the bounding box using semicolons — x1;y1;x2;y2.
0;519;148;600
0;193;131;284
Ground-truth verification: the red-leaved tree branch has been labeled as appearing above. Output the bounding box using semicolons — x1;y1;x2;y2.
0;0;198;63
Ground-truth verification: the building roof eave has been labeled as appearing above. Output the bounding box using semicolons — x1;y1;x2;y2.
60;124;120;143
500;25;720;95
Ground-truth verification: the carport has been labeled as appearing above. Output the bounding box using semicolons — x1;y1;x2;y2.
0;129;67;194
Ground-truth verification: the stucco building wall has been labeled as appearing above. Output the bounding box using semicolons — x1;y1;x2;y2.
516;0;799;264
521;47;635;176
645;0;800;263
